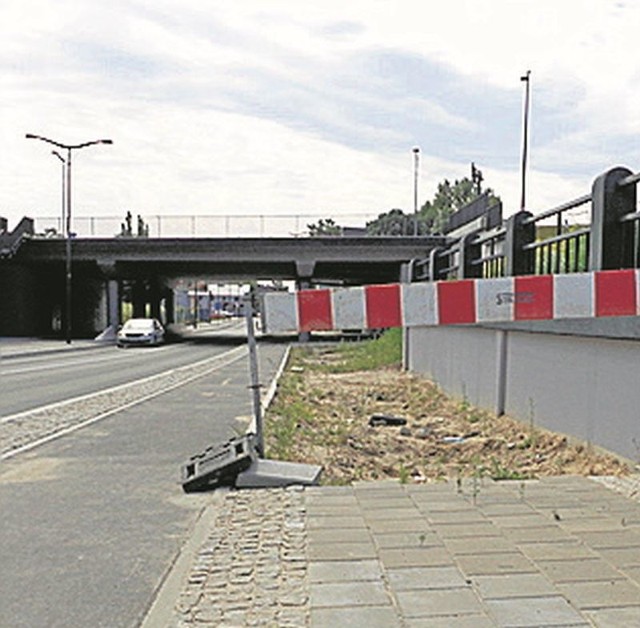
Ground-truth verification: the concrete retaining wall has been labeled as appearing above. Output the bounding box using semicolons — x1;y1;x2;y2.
407;325;640;462
0;263;42;336
0;261;109;337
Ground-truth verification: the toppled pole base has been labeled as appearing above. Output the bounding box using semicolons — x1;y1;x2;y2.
181;434;256;493
181;432;322;492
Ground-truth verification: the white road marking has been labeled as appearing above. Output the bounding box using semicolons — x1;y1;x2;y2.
0;345;249;460
0;345;175;376
0;345;247;425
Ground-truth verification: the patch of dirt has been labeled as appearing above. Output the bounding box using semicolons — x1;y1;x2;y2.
266;358;631;485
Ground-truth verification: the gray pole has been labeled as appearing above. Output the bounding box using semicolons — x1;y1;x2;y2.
244;293;264;457
413;146;420;235
520;71;531;212
65;147;72;344
193;282;198;328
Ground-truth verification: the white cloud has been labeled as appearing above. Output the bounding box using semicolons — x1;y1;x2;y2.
1;0;638;233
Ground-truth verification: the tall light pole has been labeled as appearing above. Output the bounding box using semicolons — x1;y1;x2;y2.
520;71;531;212
51;151;66;235
26;134;113;344
412;146;420;236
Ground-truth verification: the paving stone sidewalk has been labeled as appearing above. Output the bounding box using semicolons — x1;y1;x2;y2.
160;474;640;627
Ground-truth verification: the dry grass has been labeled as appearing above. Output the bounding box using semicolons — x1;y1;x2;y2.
266;345;630;485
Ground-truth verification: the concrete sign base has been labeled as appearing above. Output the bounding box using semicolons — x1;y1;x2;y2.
235;458;322;489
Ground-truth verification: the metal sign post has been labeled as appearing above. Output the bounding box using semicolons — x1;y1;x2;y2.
244;293;264;457
179;291;322;491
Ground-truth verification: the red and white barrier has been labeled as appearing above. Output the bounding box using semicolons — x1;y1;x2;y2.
263;269;640;333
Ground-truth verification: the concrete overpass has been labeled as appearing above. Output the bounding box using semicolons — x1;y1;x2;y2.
0;218;445;336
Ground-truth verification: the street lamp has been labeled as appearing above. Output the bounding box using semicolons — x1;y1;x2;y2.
412;146;420;236
26;134;113;344
520;71;531;211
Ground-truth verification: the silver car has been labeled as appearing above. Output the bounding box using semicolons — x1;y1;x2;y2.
117;318;165;347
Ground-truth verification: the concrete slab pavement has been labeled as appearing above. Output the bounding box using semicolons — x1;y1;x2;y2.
7;336;640;625
161;475;640;627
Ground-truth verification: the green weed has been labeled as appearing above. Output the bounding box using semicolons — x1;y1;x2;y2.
313;328;402;373
490;458;528;481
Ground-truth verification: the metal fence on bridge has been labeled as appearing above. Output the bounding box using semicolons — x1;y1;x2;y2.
30;212;378;239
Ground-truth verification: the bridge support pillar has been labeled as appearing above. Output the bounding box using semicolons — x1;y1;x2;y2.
97;261;120;333
132;280;147;318
107;280;120;329
163;288;175;324
149;281;161;321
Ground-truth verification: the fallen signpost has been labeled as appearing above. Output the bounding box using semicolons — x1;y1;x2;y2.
180;292;322;492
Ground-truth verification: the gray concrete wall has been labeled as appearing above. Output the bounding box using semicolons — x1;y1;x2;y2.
408;325;640;462
407;326;500;411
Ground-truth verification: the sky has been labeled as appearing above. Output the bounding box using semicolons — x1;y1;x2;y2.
1;0;639;234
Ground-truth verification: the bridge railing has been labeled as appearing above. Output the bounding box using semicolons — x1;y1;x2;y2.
617;171;640;268
0;217;35;259
522;194;592;275
30;213;378;239
411;166;640;282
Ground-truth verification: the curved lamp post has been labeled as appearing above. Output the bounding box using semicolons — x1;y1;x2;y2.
51;151;66;235
26;134;113;344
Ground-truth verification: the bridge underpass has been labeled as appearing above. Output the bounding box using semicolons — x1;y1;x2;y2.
0;226;445;337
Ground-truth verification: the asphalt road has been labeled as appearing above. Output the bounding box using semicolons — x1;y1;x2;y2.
0;326;249;418
0;336;288;628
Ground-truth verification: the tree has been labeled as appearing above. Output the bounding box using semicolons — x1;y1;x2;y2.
365;208;425;236
366;174;500;236
307;218;342;236
421;177;501;233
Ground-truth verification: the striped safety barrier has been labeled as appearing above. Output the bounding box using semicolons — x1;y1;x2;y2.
263;269;640;333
